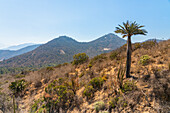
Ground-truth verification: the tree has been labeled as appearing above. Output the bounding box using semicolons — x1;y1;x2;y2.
72;53;89;65
9;79;27;113
115;21;147;78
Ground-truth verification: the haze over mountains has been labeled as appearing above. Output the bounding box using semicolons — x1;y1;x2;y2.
0;33;126;68
2;43;36;50
0;44;41;61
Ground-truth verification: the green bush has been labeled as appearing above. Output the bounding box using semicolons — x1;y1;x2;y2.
46;67;54;72
30;99;43;112
90;77;104;89
83;85;94;99
44;84;74;112
141;40;157;49
72;53;89;65
62;62;68;66
9;79;27;96
15;74;25;78
109;96;128;110
121;81;136;93
32;78;76;112
110;51;118;60
88;63;93;68
133;43;141;50
109;97;119;109
139;55;150;65
90;54;107;64
55;64;62;68
94;101;106;112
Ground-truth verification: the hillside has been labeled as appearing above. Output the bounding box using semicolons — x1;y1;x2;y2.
0;39;169;113
0;33;126;68
0;44;41;60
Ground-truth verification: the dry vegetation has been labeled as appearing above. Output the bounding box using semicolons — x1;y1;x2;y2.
0;40;170;113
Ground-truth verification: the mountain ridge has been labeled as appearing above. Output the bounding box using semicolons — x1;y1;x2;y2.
0;33;126;68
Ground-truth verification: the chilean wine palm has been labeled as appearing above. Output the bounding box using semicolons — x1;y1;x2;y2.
115;21;147;78
9;79;27;113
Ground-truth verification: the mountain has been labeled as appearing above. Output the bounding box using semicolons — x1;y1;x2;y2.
0;44;41;60
0;33;126;68
2;43;35;50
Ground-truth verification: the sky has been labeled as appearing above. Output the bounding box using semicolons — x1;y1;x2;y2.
0;0;170;48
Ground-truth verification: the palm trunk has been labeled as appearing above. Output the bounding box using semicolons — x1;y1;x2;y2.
126;36;132;78
13;95;16;113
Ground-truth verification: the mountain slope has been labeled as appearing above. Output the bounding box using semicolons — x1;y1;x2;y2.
0;33;126;68
0;44;41;60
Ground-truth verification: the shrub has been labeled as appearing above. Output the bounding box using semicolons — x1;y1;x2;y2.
133;43;141;50
110;51;118;60
72;53;89;65
68;77;79;94
62;62;68;66
109;97;119;109
9;79;27;97
15;74;25;78
139;55;150;66
44;84;74;112
30;99;43;112
57;77;64;85
46;67;54;72
90;54;107;65
88;63;92;68
121;81;136;93
55;64;62;68
117;64;125;89
94;101;106;112
83;85;94;99
89;77;104;89
141;40;157;49
109;96;128;111
34;81;42;88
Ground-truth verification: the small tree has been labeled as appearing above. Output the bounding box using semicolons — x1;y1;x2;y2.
72;53;89;65
9;79;27;113
115;21;147;78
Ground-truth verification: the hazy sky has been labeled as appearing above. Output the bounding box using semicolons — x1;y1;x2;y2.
0;0;170;48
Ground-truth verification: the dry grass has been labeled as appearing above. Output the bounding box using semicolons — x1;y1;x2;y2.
0;40;169;112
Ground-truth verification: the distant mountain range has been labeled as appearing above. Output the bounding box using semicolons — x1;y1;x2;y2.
2;43;36;50
0;33;126;68
0;44;41;61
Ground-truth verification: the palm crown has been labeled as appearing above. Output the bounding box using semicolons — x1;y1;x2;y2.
115;21;148;38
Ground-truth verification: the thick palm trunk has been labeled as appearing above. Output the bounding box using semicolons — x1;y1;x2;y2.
126;36;132;78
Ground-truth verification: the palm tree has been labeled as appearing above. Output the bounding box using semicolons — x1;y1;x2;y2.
115;21;147;78
9;79;27;113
